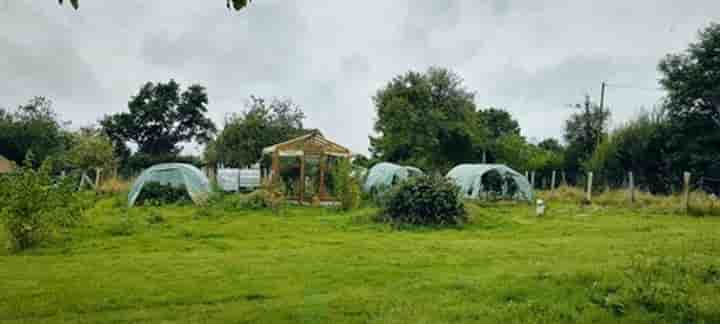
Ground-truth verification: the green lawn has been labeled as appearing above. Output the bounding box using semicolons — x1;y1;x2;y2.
1;197;719;323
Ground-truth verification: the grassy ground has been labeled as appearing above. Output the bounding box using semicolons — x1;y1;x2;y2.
1;194;719;323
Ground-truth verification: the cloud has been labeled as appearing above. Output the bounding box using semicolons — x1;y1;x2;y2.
2;0;719;153
0;2;105;108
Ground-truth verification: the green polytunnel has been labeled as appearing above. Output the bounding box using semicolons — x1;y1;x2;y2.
363;162;424;193
446;164;533;201
128;163;212;207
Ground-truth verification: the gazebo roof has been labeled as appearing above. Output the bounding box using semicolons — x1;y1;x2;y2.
262;131;351;157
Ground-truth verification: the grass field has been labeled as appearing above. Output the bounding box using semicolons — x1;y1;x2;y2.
1;194;720;323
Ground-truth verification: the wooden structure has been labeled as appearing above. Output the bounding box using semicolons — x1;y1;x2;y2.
262;131;352;202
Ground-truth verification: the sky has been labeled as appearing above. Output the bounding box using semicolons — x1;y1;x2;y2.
1;0;718;155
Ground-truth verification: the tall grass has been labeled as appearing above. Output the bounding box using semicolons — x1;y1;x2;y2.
538;185;720;216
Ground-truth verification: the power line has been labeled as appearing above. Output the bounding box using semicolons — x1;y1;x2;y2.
604;83;665;92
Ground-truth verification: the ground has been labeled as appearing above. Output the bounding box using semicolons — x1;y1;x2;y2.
1;196;719;323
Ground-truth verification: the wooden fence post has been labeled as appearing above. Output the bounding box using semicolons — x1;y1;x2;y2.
683;172;691;213
95;168;103;189
562;171;567;186
628;171;635;203
551;171;557;192
586;172;593;203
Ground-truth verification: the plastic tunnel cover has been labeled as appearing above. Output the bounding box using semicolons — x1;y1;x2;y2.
446;164;533;201
363;162;424;193
128;163;212;207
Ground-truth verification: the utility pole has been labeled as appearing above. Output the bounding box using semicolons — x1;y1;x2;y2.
600;81;606;111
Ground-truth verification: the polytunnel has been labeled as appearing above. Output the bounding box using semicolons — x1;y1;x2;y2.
363;162;424;193
128;163;212;207
446;164;533;201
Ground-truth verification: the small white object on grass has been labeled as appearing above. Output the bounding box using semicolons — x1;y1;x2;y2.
536;199;545;217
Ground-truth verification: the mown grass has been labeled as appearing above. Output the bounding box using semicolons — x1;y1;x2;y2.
1;193;719;323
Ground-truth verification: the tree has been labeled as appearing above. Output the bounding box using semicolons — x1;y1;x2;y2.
477;107;520;163
563;95;611;181
211;96;306;168
101;80;216;158
478;108;520;139
59;0;252;11
65;129;117;173
538;138;564;154
658;22;720;181
0;97;69;166
370;67;486;172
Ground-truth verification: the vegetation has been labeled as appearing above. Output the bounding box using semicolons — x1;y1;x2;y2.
381;175;466;226
208;96;306;168
0;160;84;251
100;80;216;173
1;193;719;322
135;182;192;206
331;159;361;211
0;97;70;167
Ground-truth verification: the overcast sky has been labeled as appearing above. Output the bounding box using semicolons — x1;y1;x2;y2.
1;0;718;155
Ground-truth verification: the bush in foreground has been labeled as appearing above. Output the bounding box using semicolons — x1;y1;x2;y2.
382;175;466;226
0;161;83;251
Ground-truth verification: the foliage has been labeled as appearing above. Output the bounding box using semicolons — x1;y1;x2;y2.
210;96;307;168
381;175;466;226
332;159;361;211
0;97;70;167
59;0;252;11
370;67;486;173
65;129;117;173
582;109;673;193
564;95;611;182
0;159;83;251
657;22;720;184
135;182;191;206
126;153;203;176
100;80;216;157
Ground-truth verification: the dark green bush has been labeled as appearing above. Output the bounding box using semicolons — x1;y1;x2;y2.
382;175;467;226
136;182;191;206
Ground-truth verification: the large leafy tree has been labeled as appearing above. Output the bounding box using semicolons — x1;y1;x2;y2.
370;67;486;172
0;97;70;166
658;22;720;178
59;0;252;10
101;80;216;157
209;96;306;168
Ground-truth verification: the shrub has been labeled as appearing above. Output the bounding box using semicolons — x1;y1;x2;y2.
332;159;361;211
0;160;83;251
241;189;270;210
135;182;191;206
382;175;467;226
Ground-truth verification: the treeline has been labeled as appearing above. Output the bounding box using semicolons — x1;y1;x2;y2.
2;23;719;195
368;23;720;194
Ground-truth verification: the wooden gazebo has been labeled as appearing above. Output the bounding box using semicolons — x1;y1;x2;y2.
262;131;352;202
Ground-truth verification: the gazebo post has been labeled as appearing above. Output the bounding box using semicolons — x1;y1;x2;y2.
299;155;305;202
272;150;280;186
319;154;327;200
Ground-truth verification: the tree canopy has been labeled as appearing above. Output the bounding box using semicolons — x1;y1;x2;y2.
209;96;306;168
0;97;69;166
101;80;216;158
370;67;485;172
657;22;720;180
